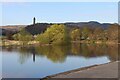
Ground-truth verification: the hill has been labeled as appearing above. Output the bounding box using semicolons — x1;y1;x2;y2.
25;21;113;35
0;25;26;36
1;21;115;36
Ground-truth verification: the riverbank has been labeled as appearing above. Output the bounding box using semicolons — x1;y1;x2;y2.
42;61;119;79
0;40;40;46
0;40;119;46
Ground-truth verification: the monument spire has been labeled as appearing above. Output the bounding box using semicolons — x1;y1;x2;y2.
33;17;36;25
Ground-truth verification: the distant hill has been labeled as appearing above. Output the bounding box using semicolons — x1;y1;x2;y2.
25;23;51;35
0;25;26;30
0;25;26;36
1;21;115;36
25;21;113;35
64;21;111;29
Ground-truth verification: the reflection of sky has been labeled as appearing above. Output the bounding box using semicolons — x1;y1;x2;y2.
1;2;118;26
2;50;110;78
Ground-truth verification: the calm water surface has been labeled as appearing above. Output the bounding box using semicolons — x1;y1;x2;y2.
2;44;118;78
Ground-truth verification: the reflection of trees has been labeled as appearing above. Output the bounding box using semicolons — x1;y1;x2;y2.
18;44;118;62
2;46;16;52
18;47;32;64
79;44;107;57
35;45;70;63
2;44;118;64
71;43;81;55
71;44;118;61
107;44;118;61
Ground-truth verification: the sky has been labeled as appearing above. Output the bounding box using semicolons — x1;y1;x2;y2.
0;0;120;2
1;2;118;26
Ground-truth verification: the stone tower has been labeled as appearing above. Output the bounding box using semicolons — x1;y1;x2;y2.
33;17;36;25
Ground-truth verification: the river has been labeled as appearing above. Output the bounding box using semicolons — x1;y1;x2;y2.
1;43;118;78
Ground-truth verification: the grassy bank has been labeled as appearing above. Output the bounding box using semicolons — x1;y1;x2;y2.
0;40;118;47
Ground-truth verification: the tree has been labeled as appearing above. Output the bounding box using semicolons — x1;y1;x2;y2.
13;33;19;40
35;24;70;45
93;27;104;40
81;27;90;40
35;33;50;44
6;31;14;40
107;24;118;41
13;28;33;45
70;28;81;41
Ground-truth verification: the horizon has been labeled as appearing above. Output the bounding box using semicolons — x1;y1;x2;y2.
1;2;118;26
1;20;118;26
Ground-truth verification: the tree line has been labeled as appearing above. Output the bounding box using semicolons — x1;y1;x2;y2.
12;23;119;45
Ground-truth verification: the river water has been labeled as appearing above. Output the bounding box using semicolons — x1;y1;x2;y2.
1;43;118;78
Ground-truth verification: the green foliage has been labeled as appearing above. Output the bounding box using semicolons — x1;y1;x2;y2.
13;28;33;45
81;27;90;40
35;24;70;45
13;23;119;45
13;34;19;40
70;29;81;41
35;33;50;44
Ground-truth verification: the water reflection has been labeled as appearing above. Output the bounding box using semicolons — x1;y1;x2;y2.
35;45;69;63
2;44;118;64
